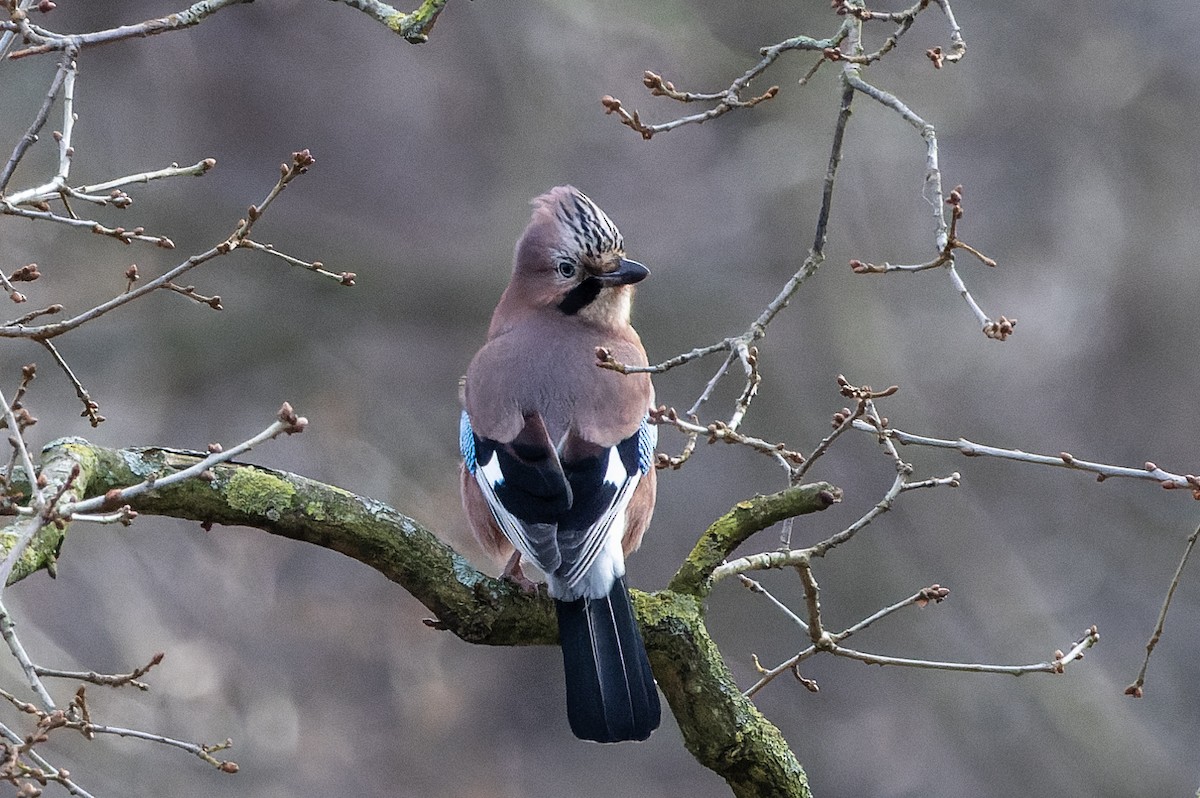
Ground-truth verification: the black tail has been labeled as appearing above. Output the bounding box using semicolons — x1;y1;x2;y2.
554;577;661;743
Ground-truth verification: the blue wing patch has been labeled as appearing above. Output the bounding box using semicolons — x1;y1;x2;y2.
637;416;657;475
460;410;478;474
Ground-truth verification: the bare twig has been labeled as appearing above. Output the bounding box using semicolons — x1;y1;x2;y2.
612;79;858;458
35;652;164;691
602;0;966;139
737;574;809;631
5;0;256;59
855;420;1200;497
831;626;1098;674
0;683;239;773
0;45;79;205
600;23;842;140
63;403;307;518
744;588;1096;697
0;151;323;342
0;201;177;247
0;384;41;494
0;718;99;798
73;719;238;773
39;338;103;425
0;601;55;710
162;282;223;310
6;159;215;207
650;405;804;478
1126;523;1200;697
596;338;733;376
0;51;69;193
237;240;356;286
850;185;1014;339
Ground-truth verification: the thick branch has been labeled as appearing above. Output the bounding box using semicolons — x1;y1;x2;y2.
639;590;810;798
669;482;841;597
10;439;553;645
5;439;827;796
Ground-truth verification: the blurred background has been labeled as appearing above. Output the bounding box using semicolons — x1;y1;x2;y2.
2;1;1199;796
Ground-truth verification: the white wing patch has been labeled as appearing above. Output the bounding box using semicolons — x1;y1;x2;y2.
464;412;655;601
560;445;641;595
473;449;558;574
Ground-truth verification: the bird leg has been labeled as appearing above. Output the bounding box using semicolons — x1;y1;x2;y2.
501;551;540;594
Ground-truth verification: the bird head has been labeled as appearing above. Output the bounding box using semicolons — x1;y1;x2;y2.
508;186;649;327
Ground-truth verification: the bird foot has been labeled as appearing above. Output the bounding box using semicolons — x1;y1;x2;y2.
501;552;541;594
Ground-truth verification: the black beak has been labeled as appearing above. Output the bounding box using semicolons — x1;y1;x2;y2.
594;258;650;287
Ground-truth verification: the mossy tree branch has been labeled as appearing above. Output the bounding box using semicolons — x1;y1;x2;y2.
669;483;842;597
3;438;839;797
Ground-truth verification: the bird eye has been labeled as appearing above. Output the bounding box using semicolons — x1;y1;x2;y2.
557;261;577;279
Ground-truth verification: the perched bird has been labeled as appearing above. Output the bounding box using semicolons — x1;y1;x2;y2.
459;186;661;743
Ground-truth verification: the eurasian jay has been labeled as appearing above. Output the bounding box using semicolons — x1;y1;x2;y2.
459;186;661;743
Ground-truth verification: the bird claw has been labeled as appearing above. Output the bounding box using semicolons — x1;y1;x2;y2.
502;551;541;594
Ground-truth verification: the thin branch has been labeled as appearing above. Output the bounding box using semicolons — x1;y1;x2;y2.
744;645;818;698
737;574;809;632
63;402;307;517
743;583;950;698
0;51;69;194
5;0;256;59
830;629;1097;674
35;651;164;691
930;0;967;62
856;420;1200;496
596;338;733;376
601;26;848;140
623;79;858;459
52;48;77;188
843;71;1014;340
0;246;203;339
714;397;959;582
845;72;948;248
835;584;951;640
237;240;356;285
78;722;238;772
0;45;80;203
793;375;898;482
745;592;1096;696
0;201;176;247
0;601;55;710
0;1;37;60
0;719;98;798
650;406;804;478
0;683;238;774
727;343;760;432
0;150;320;342
6;158;215;207
688;349;738;418
330;0;450;43
0;385;41;496
794;559;826;646
829;0;927;66
39;338;103;425
714;472;909;583
1126;523;1200;697
161;282;223;310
